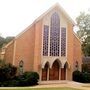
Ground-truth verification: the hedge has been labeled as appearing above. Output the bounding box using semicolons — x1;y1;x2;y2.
73;70;90;83
0;72;39;87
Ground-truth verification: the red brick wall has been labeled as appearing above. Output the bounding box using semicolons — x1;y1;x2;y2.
14;24;35;71
67;22;74;80
33;20;42;73
4;41;14;64
67;22;82;80
73;34;82;71
4;18;82;81
5;20;43;73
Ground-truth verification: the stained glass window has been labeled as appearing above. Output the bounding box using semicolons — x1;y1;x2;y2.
50;12;60;56
61;27;66;56
43;25;49;56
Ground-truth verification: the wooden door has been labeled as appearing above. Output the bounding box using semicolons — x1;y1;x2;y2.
42;68;47;80
49;61;59;80
61;68;66;80
42;62;49;81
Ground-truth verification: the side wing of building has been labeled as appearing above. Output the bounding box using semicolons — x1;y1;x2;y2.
4;41;14;64
4;20;43;73
4;24;35;71
73;33;82;71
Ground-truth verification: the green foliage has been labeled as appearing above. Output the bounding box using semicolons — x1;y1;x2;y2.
0;36;5;48
0;36;14;49
82;64;89;73
82;36;90;56
0;70;39;86
73;70;90;83
76;12;90;36
1;80;19;87
5;36;14;44
73;70;82;82
0;59;5;67
76;12;90;56
17;72;39;86
84;44;90;56
0;61;39;86
0;63;17;82
81;73;90;83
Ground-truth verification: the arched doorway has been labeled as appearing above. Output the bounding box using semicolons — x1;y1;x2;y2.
42;62;49;81
49;60;60;80
61;62;68;80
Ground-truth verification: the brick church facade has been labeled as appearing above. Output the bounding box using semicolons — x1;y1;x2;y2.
4;4;82;81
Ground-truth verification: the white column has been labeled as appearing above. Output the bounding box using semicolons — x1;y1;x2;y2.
47;68;49;80
59;68;61;80
40;68;42;81
66;69;67;80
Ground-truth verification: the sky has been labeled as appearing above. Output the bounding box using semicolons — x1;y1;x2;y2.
0;0;90;37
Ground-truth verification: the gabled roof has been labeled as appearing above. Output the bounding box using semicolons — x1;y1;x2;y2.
4;3;76;48
34;3;76;25
15;3;76;39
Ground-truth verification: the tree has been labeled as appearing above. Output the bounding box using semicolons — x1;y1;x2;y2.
76;12;90;39
82;36;90;56
5;36;14;44
0;59;5;67
76;12;90;56
0;36;14;49
0;36;5;49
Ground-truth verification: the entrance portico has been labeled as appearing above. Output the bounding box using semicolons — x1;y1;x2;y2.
41;59;69;81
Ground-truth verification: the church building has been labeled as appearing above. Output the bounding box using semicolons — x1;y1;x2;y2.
4;4;82;81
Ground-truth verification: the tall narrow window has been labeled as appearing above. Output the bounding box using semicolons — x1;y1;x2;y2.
43;25;49;56
50;12;60;56
19;60;24;75
61;27;66;56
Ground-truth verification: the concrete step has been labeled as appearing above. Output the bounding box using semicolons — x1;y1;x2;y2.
39;80;68;85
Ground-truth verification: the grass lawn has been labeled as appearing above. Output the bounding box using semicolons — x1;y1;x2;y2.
0;87;82;90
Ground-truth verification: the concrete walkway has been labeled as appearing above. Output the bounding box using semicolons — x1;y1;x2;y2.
0;81;90;90
35;81;90;90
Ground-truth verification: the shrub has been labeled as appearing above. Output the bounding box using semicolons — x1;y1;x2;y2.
0;62;39;86
73;70;82;82
82;64;89;73
24;72;39;85
81;72;90;83
0;63;17;82
73;70;90;83
16;72;39;86
0;80;19;87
